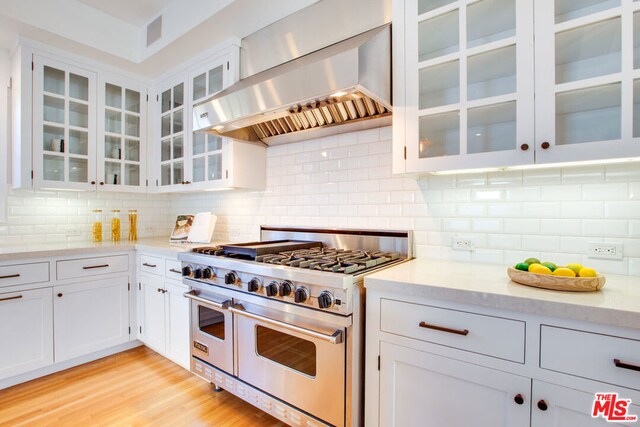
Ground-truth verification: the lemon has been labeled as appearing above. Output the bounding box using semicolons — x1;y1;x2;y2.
565;263;583;275
529;264;552;275
553;267;576;277
527;263;541;271
524;258;541;265
579;267;597;277
541;262;557;272
515;262;530;271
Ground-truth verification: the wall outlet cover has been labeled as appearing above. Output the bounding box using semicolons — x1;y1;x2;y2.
587;242;623;260
452;237;475;251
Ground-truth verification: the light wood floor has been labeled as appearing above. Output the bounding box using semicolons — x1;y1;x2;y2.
0;347;286;427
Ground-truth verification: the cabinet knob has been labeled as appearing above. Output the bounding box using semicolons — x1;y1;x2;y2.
100;182;105;185
57;293;63;298
537;400;548;411
90;181;96;185
520;144;529;151
514;394;524;405
157;288;162;293
540;142;550;150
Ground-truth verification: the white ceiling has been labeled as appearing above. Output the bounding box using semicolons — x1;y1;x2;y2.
76;0;174;26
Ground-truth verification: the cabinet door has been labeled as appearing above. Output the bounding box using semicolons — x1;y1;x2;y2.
97;74;147;192
164;280;190;369
53;276;129;362
534;1;640;163
139;277;166;353
0;288;53;380
532;381;640;426
32;55;97;190
379;342;530;427
156;75;187;191
399;0;535;173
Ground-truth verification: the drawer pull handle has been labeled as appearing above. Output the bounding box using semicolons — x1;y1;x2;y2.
82;264;109;270
419;321;469;336
537;400;548;411
143;263;157;268
514;394;524;405
0;274;20;280
613;358;640;372
0;295;23;302
169;268;181;274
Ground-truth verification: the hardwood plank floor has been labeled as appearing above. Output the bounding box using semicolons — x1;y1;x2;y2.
0;347;287;427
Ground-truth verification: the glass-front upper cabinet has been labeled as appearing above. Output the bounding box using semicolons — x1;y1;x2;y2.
97;75;147;192
158;77;186;190
534;0;640;164
32;56;97;189
396;0;535;173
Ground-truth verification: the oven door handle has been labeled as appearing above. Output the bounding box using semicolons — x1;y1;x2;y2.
229;305;343;345
183;290;230;310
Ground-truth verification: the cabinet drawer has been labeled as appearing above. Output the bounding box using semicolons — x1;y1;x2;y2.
57;255;129;280
165;259;183;280
540;325;640;391
380;298;525;363
0;262;49;287
139;255;163;276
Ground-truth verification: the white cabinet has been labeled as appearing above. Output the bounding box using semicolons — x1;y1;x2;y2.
53;276;130;362
379;342;531;427
139;276;167;352
0;288;53;381
164;281;190;368
393;0;640;174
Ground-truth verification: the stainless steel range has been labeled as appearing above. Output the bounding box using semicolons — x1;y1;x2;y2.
178;226;412;427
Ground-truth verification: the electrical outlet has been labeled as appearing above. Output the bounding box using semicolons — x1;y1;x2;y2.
452;238;475;251
588;242;623;260
66;226;81;237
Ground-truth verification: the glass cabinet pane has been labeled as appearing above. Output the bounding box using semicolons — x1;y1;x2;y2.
208;153;223;180
161;115;171;137
161;139;171;162
193;73;206;100
105;109;122;134
173;110;183;133
43;96;65;124
125;89;140;113
418;0;455;15
634;80;640;137
43;155;64;181
173;83;184;108
105;161;120;185
105;135;121;159
419;60;459;109
555;0;620;23
208;135;222;151
467;101;516;153
173;162;184;185
69;130;88;155
125;164;140;186
69;158;88;183
173;136;184;159
467;0;516;49
193;132;205;155
70;74;89;101
161;164;171;186
419;10;459;62
105;83;122;108
555;18;621;84
125;139;140;161
125;114;140;137
418;111;460;158
193;157;205;182
556;83;621;145
208;66;224;95
161;89;171;113
635;12;640;69
69;102;89;128
43;125;64;153
467;45;516;101
44;66;65;95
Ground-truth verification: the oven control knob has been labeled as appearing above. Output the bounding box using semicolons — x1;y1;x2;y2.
266;281;279;297
248;278;262;293
202;267;214;279
225;271;239;285
279;281;293;297
182;266;193;277
294;287;310;304
318;291;334;309
193;268;203;279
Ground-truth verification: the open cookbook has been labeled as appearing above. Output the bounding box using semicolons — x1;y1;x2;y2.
169;212;217;243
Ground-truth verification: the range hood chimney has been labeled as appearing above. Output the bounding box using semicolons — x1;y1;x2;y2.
192;24;391;146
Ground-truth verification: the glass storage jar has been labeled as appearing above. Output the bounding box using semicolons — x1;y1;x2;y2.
128;210;138;241
111;209;121;241
91;209;103;242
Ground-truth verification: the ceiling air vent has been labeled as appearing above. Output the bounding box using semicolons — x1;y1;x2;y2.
146;16;162;47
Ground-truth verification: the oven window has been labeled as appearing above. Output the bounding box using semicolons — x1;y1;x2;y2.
256;325;317;377
198;305;225;340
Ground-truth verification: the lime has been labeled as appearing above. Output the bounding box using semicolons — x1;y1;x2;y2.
541;262;557;272
524;258;541;265
515;262;530;271
553;267;576;277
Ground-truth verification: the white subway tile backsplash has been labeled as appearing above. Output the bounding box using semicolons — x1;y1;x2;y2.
540;219;582;236
561;201;605;219
605;201;640;219
456;204;486;217
442;189;471;202
630;220;640;238
523;168;561;185
605;163;640;182
522;235;560;252
522;202;562;218
583;183;629;201
582;220;628;238
561;165;605;183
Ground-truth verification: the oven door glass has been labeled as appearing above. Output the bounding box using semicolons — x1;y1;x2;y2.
235;306;346;427
189;294;234;374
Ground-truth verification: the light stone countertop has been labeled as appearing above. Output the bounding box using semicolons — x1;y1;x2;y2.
365;259;640;330
0;238;227;261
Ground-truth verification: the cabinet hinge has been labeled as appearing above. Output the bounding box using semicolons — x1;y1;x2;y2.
227;61;229;70
139;326;142;334
146;94;149;102
138;282;141;291
156;94;159;102
377;355;380;371
146;179;148;187
31;170;34;179
404;146;407;160
128;282;130;291
128;327;131;334
226;170;229;179
31;61;34;70
156;179;159;186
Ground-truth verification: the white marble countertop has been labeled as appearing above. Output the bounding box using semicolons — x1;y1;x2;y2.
366;259;640;329
0;238;227;261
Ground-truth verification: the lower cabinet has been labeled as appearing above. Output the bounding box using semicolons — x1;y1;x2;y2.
0;287;53;380
139;274;190;369
54;276;130;362
379;342;531;427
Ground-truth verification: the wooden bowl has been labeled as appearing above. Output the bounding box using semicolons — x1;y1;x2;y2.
507;267;606;292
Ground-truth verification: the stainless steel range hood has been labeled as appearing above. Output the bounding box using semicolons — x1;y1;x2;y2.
192;24;391;146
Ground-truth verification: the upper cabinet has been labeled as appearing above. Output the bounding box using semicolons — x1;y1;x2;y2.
393;0;640;174
151;47;266;192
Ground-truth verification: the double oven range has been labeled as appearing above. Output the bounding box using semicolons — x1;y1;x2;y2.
178;226;412;427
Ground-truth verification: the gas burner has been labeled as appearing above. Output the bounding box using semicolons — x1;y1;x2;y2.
192;246;224;256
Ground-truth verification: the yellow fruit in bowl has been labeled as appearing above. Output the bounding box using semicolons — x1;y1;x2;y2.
579;267;597;277
565;263;583;275
529;264;552;275
553;267;576;277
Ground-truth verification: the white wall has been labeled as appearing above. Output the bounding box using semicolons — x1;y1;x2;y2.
0;48;9;223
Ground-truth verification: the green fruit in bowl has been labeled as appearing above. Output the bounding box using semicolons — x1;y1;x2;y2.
541;262;557;272
524;258;540;265
515;262;530;271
